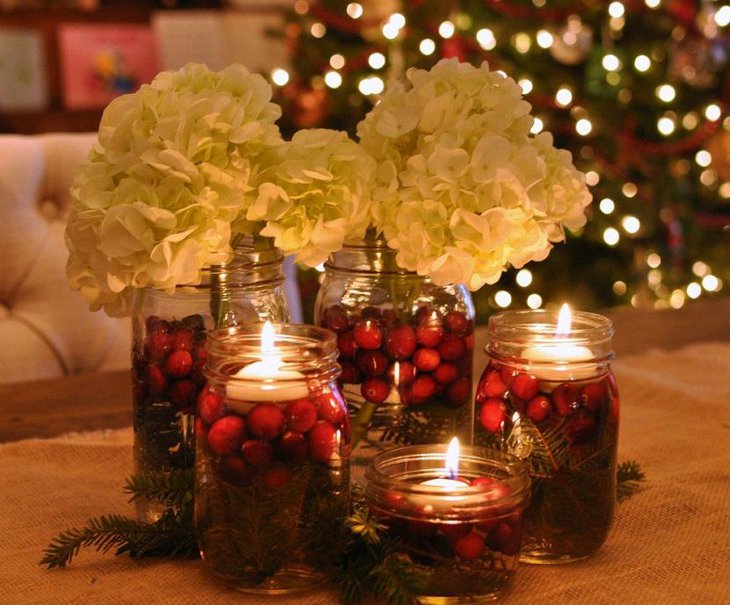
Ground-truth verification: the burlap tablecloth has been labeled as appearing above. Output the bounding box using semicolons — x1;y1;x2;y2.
2;342;729;604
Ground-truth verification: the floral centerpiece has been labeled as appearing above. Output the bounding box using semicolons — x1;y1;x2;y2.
64;63;374;518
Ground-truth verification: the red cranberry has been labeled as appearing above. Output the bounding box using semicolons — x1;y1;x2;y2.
487;522;515;553
262;465;292;490
241;439;273;467
190;360;207;386
192;343;208;363
511;373;539;401
316;391;346;427
478;370;507;399
445;311;470;336
323;305;350;334
526;395;553;423
145;315;170;334
361;306;384;321
339;361;361;384
219;455;254;486
581;381;609;413
454;531;485;559
356;350;389;377
413;347;441;372
277;430;309;460
553;383;580;417
165;350;193;378
434;362;459;385
308;421;338;462
412;374;437;401
144;330;172;361
497;364;517;387
207;416;247;455
471;477;510;500
284;398;318;433
438;334;466;361
146;364;167;395
464;332;475;352
479;399;508;433
198;390;225;426
446;376;471;408
415;304;436;324
388;361;415;386
361;377;390;404
247;404;287;440
353;320;383;350
170;327;195;352
567;411;597;445
440;523;471;541
337;330;357;360
169;379;197;411
416;323;443;348
385;324;417;360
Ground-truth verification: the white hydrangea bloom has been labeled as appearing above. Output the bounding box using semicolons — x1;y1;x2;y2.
65;63;284;316
247;129;375;267
357;58;592;289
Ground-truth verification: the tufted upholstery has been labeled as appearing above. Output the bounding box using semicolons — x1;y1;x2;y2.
0;133;303;385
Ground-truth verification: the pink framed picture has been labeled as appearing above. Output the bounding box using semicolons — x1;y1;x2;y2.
58;23;159;110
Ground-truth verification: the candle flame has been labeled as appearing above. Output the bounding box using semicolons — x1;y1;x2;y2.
445;437;460;479
556;303;572;336
261;321;276;356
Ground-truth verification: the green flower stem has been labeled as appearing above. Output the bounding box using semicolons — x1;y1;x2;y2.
350;401;379;448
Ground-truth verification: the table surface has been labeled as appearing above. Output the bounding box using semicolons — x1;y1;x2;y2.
1;300;729;605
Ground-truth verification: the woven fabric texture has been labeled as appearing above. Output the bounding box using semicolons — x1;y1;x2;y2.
1;342;729;604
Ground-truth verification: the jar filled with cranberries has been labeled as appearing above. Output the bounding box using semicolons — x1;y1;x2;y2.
315;238;475;480
131;241;289;522
196;323;350;593
474;308;618;564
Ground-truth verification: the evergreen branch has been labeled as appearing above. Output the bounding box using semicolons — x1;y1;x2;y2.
124;469;194;509
370;553;422;605
616;460;646;502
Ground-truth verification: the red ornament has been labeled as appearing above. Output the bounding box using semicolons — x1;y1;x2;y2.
207;416;247;455
247;404;287;440
385;324;417;360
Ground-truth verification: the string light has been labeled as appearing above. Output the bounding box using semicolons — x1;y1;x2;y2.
716;6;730;27
358;76;384;95
621;215;641;234
645;0;661;8
330;54;346;70
686;282;702;299
325;71;343;89
602;54;621;71
705;104;722;121
555;87;573;107
420;38;436;55
656;84;676;102
516;269;533;287
576;118;593;136
346;2;362;19
603;227;620;246
530;117;544;134
599;198;615;214
622;183;638;197
647;252;662;268
613;281;627;295
670;289;686;308
519;78;533;94
526;293;543;309
476;28;497;50
634;55;651;71
702;275;720;291
586;171;600;186
271;68;290;86
439;21;455;39
657;116;676;135
536;30;553;48
513;32;531;54
695;150;712;167
692;261;710;276
294;0;309;15
495;290;512;308
608;2;626;18
311;23;326;38
368;52;386;69
683;112;699;129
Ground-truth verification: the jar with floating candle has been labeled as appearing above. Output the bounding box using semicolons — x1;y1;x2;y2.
196;322;350;593
474;305;619;564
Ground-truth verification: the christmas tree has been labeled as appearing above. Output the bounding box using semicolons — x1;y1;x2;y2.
271;0;729;318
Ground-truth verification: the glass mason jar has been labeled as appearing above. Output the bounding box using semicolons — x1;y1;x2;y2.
315;238;475;480
474;310;619;564
131;242;289;522
196;324;350;593
365;444;530;604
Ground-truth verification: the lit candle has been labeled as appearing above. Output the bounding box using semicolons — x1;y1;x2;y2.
420;438;470;489
227;321;309;404
520;304;595;381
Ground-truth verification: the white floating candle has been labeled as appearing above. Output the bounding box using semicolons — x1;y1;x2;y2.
227;321;309;404
521;304;595;382
420;438;470;490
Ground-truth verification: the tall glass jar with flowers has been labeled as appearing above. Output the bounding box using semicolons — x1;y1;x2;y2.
322;59;592;478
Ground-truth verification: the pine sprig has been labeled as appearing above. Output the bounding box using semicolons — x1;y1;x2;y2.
616;460;647;502
124;469;194;510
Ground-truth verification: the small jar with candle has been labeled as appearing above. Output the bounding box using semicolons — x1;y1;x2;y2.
474;307;619;564
196;323;350;593
365;440;530;604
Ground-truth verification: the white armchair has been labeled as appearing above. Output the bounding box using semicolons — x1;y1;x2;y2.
0;133;301;385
